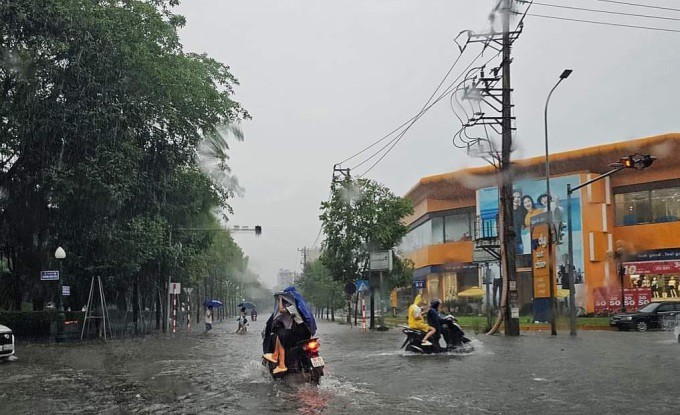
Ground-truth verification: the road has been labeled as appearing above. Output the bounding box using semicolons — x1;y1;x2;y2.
1;318;679;414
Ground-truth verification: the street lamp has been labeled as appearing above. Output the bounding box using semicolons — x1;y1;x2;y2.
544;69;572;336
566;154;656;335
54;246;66;343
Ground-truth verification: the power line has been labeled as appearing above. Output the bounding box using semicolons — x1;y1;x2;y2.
530;1;680;21
353;2;532;177
356;50;487;176
523;12;680;32
340;40;470;169
588;0;680;13
358;49;503;177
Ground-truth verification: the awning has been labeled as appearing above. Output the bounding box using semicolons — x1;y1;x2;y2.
458;286;485;298
413;265;443;280
623;260;680;275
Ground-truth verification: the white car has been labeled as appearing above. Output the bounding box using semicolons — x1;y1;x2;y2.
0;324;16;361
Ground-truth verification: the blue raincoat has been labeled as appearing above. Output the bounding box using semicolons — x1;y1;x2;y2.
283;286;317;336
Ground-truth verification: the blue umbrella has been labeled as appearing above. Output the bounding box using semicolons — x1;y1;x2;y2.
237;301;257;309
203;299;223;308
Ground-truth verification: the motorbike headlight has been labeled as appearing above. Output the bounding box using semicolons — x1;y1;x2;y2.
2;333;10;339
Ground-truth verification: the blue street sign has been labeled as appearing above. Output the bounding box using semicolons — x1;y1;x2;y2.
355;280;370;293
413;280;425;289
41;271;60;281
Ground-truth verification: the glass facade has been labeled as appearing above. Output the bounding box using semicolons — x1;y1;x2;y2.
400;210;474;253
615;185;680;226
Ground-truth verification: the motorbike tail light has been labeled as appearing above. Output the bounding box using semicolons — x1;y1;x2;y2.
303;340;320;352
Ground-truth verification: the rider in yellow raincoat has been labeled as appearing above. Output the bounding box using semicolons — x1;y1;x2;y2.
408;294;436;346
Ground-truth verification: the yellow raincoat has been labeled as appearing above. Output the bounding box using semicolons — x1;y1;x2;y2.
408;294;432;332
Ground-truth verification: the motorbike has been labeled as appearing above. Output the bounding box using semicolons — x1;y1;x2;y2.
261;337;325;384
401;317;473;354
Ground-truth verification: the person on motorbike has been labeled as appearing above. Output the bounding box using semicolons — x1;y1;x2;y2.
426;299;461;348
408;294;436;346
262;288;315;375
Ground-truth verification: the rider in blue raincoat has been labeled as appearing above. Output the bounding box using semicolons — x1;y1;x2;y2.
262;286;316;374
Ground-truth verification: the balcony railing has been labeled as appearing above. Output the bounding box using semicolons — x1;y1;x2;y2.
475;215;499;241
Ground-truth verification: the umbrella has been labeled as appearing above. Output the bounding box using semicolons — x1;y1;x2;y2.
457;286;485;298
557;289;570;298
236;301;257;309
203;299;223;308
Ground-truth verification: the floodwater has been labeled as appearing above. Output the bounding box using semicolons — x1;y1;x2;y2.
1;319;679;414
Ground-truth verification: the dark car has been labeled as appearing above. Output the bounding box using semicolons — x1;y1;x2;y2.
610;301;680;332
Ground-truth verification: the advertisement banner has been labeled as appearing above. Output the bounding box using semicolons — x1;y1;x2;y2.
532;223;552;298
593;287;651;314
477;175;584;283
623;260;680;275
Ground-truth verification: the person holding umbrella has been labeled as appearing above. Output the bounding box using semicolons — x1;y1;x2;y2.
205;305;213;332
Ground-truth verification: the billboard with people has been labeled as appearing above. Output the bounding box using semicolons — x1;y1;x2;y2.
477;175;586;307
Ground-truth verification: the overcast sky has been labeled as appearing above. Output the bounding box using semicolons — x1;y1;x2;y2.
176;0;680;288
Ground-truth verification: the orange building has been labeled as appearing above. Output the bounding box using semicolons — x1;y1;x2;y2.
401;133;680;315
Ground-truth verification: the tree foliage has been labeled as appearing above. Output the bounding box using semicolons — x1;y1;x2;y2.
319;178;414;288
296;260;344;313
0;0;258;314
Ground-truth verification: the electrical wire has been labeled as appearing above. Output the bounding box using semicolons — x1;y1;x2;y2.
348;1;530;178
523;12;680;32
358;48;506;177
337;31;471;167
356;49;492;177
349;46;468;172
530;1;680;22
588;0;680;13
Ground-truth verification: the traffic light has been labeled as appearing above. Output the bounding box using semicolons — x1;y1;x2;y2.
617;154;656;170
255;225;262;236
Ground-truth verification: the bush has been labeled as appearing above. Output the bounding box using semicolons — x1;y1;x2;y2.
0;311;85;337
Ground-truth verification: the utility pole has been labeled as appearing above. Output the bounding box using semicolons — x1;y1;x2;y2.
298;247;308;268
456;0;522;335
500;0;520;336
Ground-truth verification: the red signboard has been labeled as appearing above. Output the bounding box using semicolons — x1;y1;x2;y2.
593;287;651;314
623;260;680;275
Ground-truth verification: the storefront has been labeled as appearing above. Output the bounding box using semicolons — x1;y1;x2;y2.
623;249;680;299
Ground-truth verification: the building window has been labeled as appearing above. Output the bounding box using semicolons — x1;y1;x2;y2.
400;209;475;254
431;217;444;244
615;186;680;226
444;213;472;242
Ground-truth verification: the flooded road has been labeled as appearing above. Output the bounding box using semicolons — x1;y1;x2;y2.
1;319;679;414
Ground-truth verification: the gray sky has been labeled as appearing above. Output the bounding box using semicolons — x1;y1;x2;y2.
176;0;680;288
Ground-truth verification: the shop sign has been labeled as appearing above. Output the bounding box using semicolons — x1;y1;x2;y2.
623;260;680;275
593;288;651;314
532;223;552;299
629;249;680;262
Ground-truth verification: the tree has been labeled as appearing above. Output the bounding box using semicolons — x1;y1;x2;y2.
319;178;414;323
297;260;344;320
0;0;251;314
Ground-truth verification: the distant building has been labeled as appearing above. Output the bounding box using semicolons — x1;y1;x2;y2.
402;133;680;315
276;269;297;290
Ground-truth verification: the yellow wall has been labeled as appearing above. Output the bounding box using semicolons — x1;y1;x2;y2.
404;198;475;226
406;241;474;269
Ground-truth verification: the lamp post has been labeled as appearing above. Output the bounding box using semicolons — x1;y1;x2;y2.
566;154;656;335
544;69;572;335
54;246;66;343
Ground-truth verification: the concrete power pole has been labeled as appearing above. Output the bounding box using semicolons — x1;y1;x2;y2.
500;0;520;336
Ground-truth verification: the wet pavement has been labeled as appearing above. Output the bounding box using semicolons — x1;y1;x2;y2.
1;319;679;414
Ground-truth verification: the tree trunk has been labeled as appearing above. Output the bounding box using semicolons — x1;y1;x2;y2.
155;288;161;330
331;306;335;321
133;277;139;335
